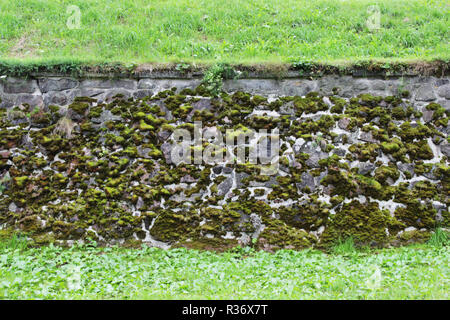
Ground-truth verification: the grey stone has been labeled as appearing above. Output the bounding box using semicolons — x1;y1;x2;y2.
281;79;317;96
296;172;316;191
422;109;434;123
441;143;450;157
359;131;378;143
358;162;375;175
81;79;137;90
421;166;437;180
133;89;153;100
332;148;346;157
235;172;249;188
218;177;233;196
223;79;278;95
91;110;122;124
153;79;201;91
157;129;172;142
161;142;173;164
104;89;132;101
136;197;144;210
437;85;450;99
397;163;415;176
435;79;449;86
354;79;370;90
317;76;353;96
180;175;196;183
1;77;39;94
223;167;233;174
138;79;156;89
415;84;436;101
15;94;44;108
193;98;213;111
8;202;17;212
137;146;152;159
79;88;105;99
39;78;78;93
279;101;295;115
338;117;350;130
371;80;386;91
212;166;223;174
43;90;76;106
301;146;328;168
437;99;450;112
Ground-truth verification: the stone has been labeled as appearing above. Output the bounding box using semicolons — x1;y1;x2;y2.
359;131;378;143
422;109;434;123
332;148;346;157
217;177;233;196
358;162;375;175
39;78;78;93
279;101;295;115
91;110;122;124
193;98;213;111
157;129;172;142
212;166;223;174
338;117;350;130
397;163;415;176
137;79;156;89
235;172;249;188
8;202;17;212
301;147;328;168
0;150;11;159
180;175;196;183
15;94;44;108
223;167;233;174
133;89;153;100
136;197;144;210
81;79;137;90
137;146;152;159
296;172;316;191
1;77;39;94
441;143;450;157
161;142;173;164
415;84;436;101
104;89;132;101
437;85;450;99
354;79;370;90
371;80;386;91
43;90;75;106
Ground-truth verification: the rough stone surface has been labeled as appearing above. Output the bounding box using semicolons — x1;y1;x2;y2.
0;75;448;251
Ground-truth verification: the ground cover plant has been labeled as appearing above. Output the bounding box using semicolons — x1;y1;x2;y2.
0;232;448;299
0;0;448;66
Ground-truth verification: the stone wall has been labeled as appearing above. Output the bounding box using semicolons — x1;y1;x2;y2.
1;75;449;111
0;73;449;250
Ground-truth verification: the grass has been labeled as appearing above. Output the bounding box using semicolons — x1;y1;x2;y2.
0;233;449;299
0;0;448;67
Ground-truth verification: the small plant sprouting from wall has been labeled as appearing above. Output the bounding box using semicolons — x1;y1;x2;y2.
201;63;240;96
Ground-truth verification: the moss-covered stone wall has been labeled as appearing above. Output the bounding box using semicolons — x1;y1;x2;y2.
0;78;448;250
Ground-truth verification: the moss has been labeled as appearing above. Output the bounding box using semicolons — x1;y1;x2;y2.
13;176;28;188
69;102;89;115
0;88;445;250
374;165;400;184
257;219;316;251
394;202;436;229
320;200;403;247
406;141;434;160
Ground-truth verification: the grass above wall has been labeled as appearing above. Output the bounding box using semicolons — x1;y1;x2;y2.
0;0;448;66
0;233;449;299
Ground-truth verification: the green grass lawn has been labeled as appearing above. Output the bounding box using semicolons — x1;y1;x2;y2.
0;0;448;66
0;235;448;299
